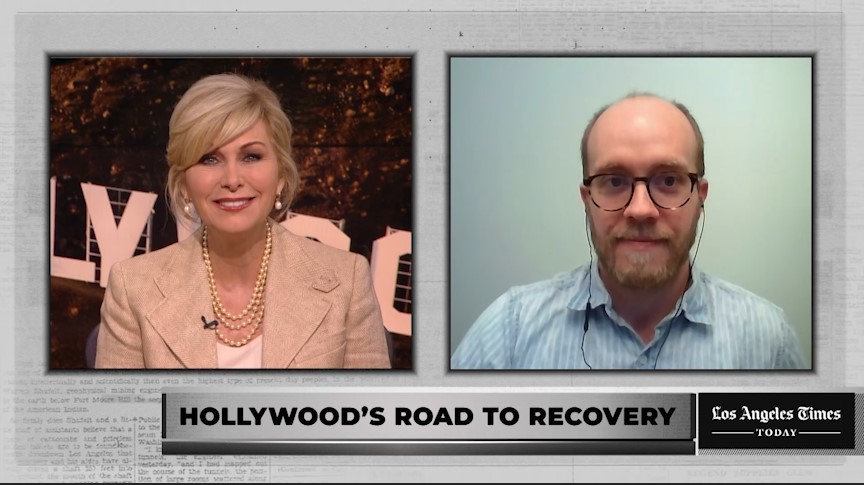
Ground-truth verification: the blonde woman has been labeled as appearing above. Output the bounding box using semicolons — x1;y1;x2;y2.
96;73;391;369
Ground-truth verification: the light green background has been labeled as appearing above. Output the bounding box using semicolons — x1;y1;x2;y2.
450;57;813;368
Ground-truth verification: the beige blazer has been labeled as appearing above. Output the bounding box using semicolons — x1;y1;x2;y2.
95;222;391;369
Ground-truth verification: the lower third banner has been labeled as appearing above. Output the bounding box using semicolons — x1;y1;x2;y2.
161;390;695;455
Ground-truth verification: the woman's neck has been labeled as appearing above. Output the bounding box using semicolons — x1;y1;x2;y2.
204;222;270;291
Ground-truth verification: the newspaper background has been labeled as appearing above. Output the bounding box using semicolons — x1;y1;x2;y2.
3;0;864;482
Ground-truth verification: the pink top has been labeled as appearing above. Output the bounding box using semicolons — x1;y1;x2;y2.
216;335;263;369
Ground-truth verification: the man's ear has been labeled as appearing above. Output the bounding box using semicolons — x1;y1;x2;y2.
580;183;590;207
698;178;709;207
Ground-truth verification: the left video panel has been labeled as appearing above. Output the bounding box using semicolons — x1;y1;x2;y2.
49;57;413;370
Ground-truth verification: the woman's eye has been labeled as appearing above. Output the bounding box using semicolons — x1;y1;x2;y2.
243;153;262;162
198;155;219;165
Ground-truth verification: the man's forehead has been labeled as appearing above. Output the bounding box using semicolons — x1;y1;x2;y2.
587;96;698;164
594;96;691;132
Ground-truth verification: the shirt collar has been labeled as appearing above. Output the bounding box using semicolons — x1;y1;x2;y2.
567;262;712;326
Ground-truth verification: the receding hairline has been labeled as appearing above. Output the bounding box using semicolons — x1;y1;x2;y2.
580;92;705;177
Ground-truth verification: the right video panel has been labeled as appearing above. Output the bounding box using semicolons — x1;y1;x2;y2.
450;56;812;370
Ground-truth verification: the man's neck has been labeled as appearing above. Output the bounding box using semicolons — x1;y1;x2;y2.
599;263;691;344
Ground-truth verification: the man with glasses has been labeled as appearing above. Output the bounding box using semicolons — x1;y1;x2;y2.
451;93;805;369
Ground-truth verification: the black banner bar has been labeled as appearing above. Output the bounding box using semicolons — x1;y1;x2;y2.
163;440;696;455
698;393;854;449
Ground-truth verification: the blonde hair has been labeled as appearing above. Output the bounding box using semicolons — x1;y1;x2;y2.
166;73;299;226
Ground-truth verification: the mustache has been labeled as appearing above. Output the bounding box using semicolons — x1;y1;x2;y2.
612;228;672;242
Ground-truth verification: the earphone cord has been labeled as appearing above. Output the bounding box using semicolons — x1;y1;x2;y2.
581;258;593;370
652;267;689;370
653;206;706;369
581;211;594;369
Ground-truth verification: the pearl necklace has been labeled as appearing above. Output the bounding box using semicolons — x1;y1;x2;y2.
202;221;272;347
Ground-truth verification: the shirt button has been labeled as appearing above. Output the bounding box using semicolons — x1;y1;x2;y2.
637;355;648;366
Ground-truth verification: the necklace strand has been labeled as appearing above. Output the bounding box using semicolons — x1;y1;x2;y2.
202;221;271;347
214;300;265;347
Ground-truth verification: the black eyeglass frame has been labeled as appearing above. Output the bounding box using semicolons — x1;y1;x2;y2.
582;172;700;211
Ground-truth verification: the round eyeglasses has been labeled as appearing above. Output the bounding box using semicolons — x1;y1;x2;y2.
583;172;700;211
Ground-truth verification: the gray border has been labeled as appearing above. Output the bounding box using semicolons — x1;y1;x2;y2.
4;2;863;482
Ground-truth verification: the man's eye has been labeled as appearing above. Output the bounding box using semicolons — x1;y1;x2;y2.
606;176;627;188
655;173;684;187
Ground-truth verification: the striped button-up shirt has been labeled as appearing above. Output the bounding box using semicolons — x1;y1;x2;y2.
451;264;806;370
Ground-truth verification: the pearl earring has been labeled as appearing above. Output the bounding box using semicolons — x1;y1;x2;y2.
274;199;283;211
183;200;197;218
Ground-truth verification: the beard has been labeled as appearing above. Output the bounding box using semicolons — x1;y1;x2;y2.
589;216;699;290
